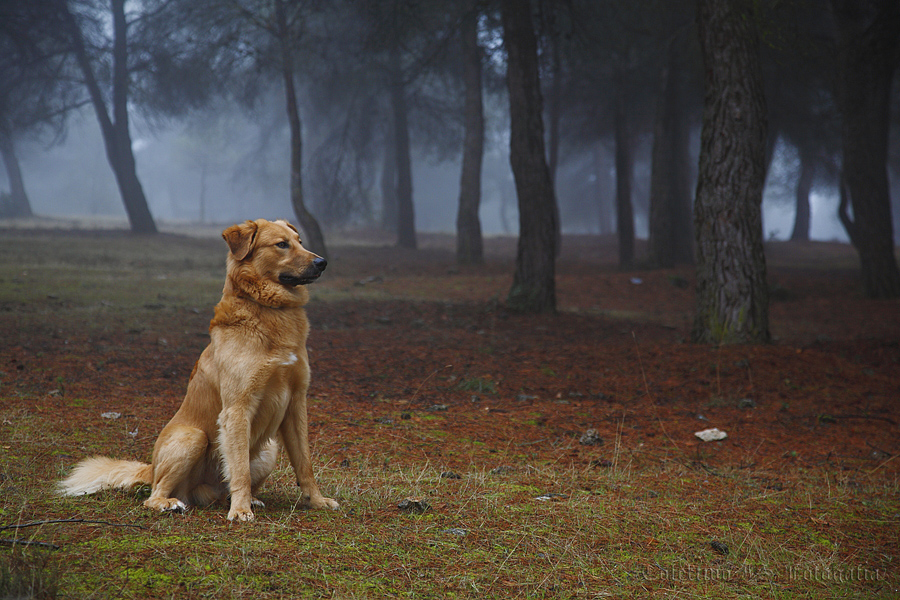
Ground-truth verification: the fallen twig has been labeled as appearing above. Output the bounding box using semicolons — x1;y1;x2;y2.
0;518;145;533
0;538;61;550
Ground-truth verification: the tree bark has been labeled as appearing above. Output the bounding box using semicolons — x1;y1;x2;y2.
66;0;157;234
692;0;770;344
0;127;33;218
790;146;814;242
831;0;900;298
274;0;327;258
648;43;694;267
613;71;635;269
390;43;417;250
456;8;484;265
501;0;557;313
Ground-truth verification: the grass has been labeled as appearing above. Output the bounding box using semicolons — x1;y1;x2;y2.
1;229;898;598
3;453;897;598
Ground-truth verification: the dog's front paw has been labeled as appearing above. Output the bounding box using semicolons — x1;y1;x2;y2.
227;507;255;522
310;495;340;510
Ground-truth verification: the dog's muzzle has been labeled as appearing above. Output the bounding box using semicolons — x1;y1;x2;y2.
279;257;327;287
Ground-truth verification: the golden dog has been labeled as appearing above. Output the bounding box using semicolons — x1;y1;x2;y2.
58;218;338;520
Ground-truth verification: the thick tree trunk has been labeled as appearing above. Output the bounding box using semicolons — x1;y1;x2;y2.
66;0;156;234
545;11;562;256
456;9;484;265
831;0;900;298
692;0;770;344
613;72;635;269
790;146;814;242
0;129;33;218
390;44;416;250
501;0;557;313
648;44;694;267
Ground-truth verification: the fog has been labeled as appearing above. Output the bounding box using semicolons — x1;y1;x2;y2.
3;105;850;243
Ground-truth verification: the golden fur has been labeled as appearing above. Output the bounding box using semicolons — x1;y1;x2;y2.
58;219;338;520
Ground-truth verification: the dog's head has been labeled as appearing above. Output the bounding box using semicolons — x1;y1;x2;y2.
222;219;326;307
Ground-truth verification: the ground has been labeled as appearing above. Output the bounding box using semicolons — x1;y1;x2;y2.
0;227;898;598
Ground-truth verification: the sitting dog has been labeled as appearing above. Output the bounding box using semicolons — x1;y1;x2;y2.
58;218;338;520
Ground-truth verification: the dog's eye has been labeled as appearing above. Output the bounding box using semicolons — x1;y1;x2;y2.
276;241;290;249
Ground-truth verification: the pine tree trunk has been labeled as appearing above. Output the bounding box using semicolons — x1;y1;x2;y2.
456;9;484;265
501;0;557;313
380;135;397;231
390;44;417;250
790;147;813;241
0;129;33;218
613;72;635;269
110;0;156;234
692;0;770;344
648;43;694;267
275;0;327;258
66;0;157;234
831;0;900;298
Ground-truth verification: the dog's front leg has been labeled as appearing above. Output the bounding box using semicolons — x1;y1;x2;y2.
280;393;339;510
219;404;255;521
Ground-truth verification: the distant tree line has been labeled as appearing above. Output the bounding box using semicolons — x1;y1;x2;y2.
1;0;899;338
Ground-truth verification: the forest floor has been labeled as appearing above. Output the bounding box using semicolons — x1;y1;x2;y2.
0;226;898;599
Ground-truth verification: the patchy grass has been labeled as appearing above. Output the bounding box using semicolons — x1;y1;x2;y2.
1;229;898;598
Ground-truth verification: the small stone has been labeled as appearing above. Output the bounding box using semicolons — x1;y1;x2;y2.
710;540;729;556
397;497;429;514
101;412;122;420
695;428;727;442
579;429;603;446
440;471;462;480
535;493;568;502
442;528;467;537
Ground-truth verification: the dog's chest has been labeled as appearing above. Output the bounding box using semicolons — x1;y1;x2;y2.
250;356;302;442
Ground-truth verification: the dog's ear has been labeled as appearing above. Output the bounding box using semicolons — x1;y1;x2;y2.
222;220;259;260
283;221;300;236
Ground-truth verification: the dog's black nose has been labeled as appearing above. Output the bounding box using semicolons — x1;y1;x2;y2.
314;257;327;272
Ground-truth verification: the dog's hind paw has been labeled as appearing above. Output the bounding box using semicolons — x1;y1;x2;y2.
162;500;188;514
144;497;188;514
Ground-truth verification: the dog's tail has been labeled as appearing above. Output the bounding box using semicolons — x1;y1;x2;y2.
57;456;152;496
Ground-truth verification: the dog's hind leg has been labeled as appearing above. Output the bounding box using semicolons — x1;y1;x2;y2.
143;425;208;514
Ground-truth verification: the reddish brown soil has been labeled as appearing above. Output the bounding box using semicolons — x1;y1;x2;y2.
2;233;898;481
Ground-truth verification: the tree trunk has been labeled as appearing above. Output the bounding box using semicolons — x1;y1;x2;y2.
692;0;770;344
390;44;417;250
831;0;900;298
593;142;613;235
380;134;397;231
613;72;635;269
790;146;814;241
275;0;327;258
66;0;157;234
500;0;557;313
648;43;694;267
456;9;484;265
545;9;562;256
0;128;33;218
